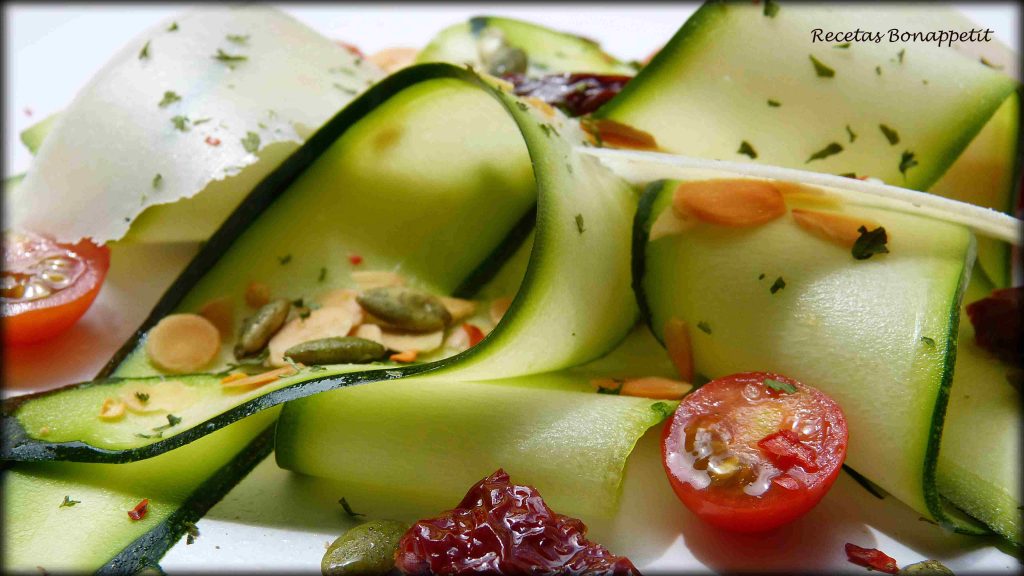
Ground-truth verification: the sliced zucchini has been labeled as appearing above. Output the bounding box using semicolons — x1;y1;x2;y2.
634;174;975;529
416;16;635;76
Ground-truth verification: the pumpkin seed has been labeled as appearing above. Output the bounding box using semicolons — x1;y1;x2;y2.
322;519;408;576
356;286;451;332
235;299;291;359
284;337;386;365
900;560;954;575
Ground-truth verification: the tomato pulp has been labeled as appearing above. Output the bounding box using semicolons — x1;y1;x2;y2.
2;230;110;345
661;372;848;532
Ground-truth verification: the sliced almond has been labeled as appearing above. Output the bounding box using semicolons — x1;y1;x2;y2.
220;365;299;390
317;289;366;324
99;397;125;420
582;118;659;151
620;377;692;400
379;329;444;354
489;296;513;325
353;323;384;344
199;296;234;340
389;350;418;363
122;380;199;414
145;314;221;374
791;208;879;248
219;372;248;385
368;47;418;74
775;181;843;210
648;207;693;241
674;179;786;227
351;270;405;291
440;297;477;324
663;318;694;382
245;281;271;309
267;307;356;367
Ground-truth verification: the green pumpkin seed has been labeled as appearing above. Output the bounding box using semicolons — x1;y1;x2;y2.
356;286;451;332
284;337;386;365
234;298;290;359
322;519;409;576
900;560;955;575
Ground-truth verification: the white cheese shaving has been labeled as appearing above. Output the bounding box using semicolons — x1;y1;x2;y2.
9;5;381;244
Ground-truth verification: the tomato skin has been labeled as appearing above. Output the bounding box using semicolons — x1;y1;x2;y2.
661;372;848;533
2;237;110;346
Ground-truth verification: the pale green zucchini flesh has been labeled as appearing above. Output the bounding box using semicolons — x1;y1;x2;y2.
634;176;975;530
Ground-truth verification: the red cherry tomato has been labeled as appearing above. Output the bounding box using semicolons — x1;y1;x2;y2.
2;230;110;345
661;371;848;532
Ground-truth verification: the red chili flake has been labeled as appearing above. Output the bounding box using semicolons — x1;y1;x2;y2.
348;254;363;266
463;323;485;347
205;136;221;146
335;40;365;59
127;498;150;521
757;429;819;472
845;543;899;574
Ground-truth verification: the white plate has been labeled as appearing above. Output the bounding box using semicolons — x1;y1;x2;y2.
4;4;1020;573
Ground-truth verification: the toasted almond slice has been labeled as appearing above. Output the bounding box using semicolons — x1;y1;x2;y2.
791;208;879;248
353;323;384;344
620;377;692;400
199;296;234;340
440;296;477;324
145;314;221;374
220;365;299;390
245;281;271;309
368;47;418;74
389;350;418;363
663;318;694;382
220;372;248;385
122;380;199;414
648;207;693;241
268;307;357;367
775;181;843;210
489;296;513;325
351;270;405;291
317;289;366;324
674;179;786;227
99;397;125;420
582;118;659;151
379;329;444;353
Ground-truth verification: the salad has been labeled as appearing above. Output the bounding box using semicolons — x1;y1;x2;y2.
3;3;1021;574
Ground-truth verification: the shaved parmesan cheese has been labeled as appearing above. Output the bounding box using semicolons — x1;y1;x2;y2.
10;5;381;244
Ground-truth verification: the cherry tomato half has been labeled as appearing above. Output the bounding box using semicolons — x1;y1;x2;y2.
661;371;848;532
2;230;110;345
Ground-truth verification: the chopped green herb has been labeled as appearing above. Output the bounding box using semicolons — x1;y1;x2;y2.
845;124;857;143
291;297;305;308
138;41;151;60
308;365;328;372
758;273;766;280
515;101;529;112
898;150;918;177
809;55;835;78
767;99;781;107
152;414;182;432
278;254;292;265
737;140;758;159
183;521;200;545
770;276;786;294
333;83;357;95
192;118;211;126
875;65;882;76
339;497;365;518
167;22;179;32
839;172;858;179
920;336;936;348
806;142;843;163
763;0;780;18
980;57;1003;70
697;321;712;335
241;131;260;154
135;391;150;403
896;49;905;64
60;495;81;508
879;124;900;145
575;214;585;234
539;123;559;138
152;174;162;189
170;115;189;132
318;267;327;282
135;432;162;439
226;34;250;45
834;43;851;49
852;226;889;260
299;308;311;320
765;378;797;394
158;91;181;108
213;49;248;64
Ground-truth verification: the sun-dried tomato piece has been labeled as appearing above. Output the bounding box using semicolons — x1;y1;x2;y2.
504;73;632;117
966;286;1022;367
394;469;639;575
127;498;150;521
845;543;899;574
